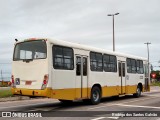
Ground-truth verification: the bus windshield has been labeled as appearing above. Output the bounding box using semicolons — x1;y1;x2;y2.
13;40;47;61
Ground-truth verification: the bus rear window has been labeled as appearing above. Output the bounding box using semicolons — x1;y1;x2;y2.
13;40;47;61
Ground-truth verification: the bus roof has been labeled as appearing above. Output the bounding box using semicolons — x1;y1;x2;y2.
17;38;147;61
47;38;147;61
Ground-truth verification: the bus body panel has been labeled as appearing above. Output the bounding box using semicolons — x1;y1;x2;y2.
12;59;48;89
11;38;150;101
12;40;49;93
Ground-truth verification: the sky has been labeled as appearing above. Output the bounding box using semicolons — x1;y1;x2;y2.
0;0;160;80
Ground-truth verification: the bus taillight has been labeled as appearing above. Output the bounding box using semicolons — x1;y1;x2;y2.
43;74;48;85
41;74;48;89
11;75;15;87
11;75;14;84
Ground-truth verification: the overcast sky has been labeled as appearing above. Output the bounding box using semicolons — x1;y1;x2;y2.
0;0;160;70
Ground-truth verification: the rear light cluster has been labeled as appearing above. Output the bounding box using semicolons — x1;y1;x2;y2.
11;75;15;87
41;74;48;89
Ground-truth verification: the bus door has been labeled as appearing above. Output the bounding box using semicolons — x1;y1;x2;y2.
118;61;126;94
76;56;88;99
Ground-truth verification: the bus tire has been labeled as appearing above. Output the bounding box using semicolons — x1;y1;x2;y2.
133;86;141;98
90;86;101;105
58;99;73;104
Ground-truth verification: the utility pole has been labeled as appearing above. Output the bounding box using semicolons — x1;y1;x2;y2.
144;42;151;82
144;42;151;64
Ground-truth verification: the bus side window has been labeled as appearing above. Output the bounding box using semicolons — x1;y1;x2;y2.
118;62;121;76
53;46;74;70
83;58;87;76
76;57;87;76
127;58;131;73
90;52;103;72
76;57;81;76
140;61;144;74
122;63;125;77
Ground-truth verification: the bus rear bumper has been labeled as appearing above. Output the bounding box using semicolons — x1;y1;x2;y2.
11;87;52;97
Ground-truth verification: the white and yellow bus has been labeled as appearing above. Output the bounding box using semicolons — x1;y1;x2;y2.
11;38;150;104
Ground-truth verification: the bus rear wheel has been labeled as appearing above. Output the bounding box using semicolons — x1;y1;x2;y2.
133;86;141;98
90;86;101;105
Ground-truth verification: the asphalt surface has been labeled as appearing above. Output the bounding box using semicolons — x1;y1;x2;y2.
0;86;160;120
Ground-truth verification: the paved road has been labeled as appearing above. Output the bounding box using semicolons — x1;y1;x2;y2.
0;86;160;120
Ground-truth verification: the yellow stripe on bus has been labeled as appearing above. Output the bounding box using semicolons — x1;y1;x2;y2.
11;85;149;100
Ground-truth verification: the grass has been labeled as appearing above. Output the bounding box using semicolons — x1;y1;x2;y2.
0;89;13;98
151;81;160;87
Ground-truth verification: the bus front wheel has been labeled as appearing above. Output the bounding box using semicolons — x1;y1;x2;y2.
90;86;101;105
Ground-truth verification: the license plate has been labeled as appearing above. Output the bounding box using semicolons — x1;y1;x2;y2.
25;81;32;85
16;78;20;85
